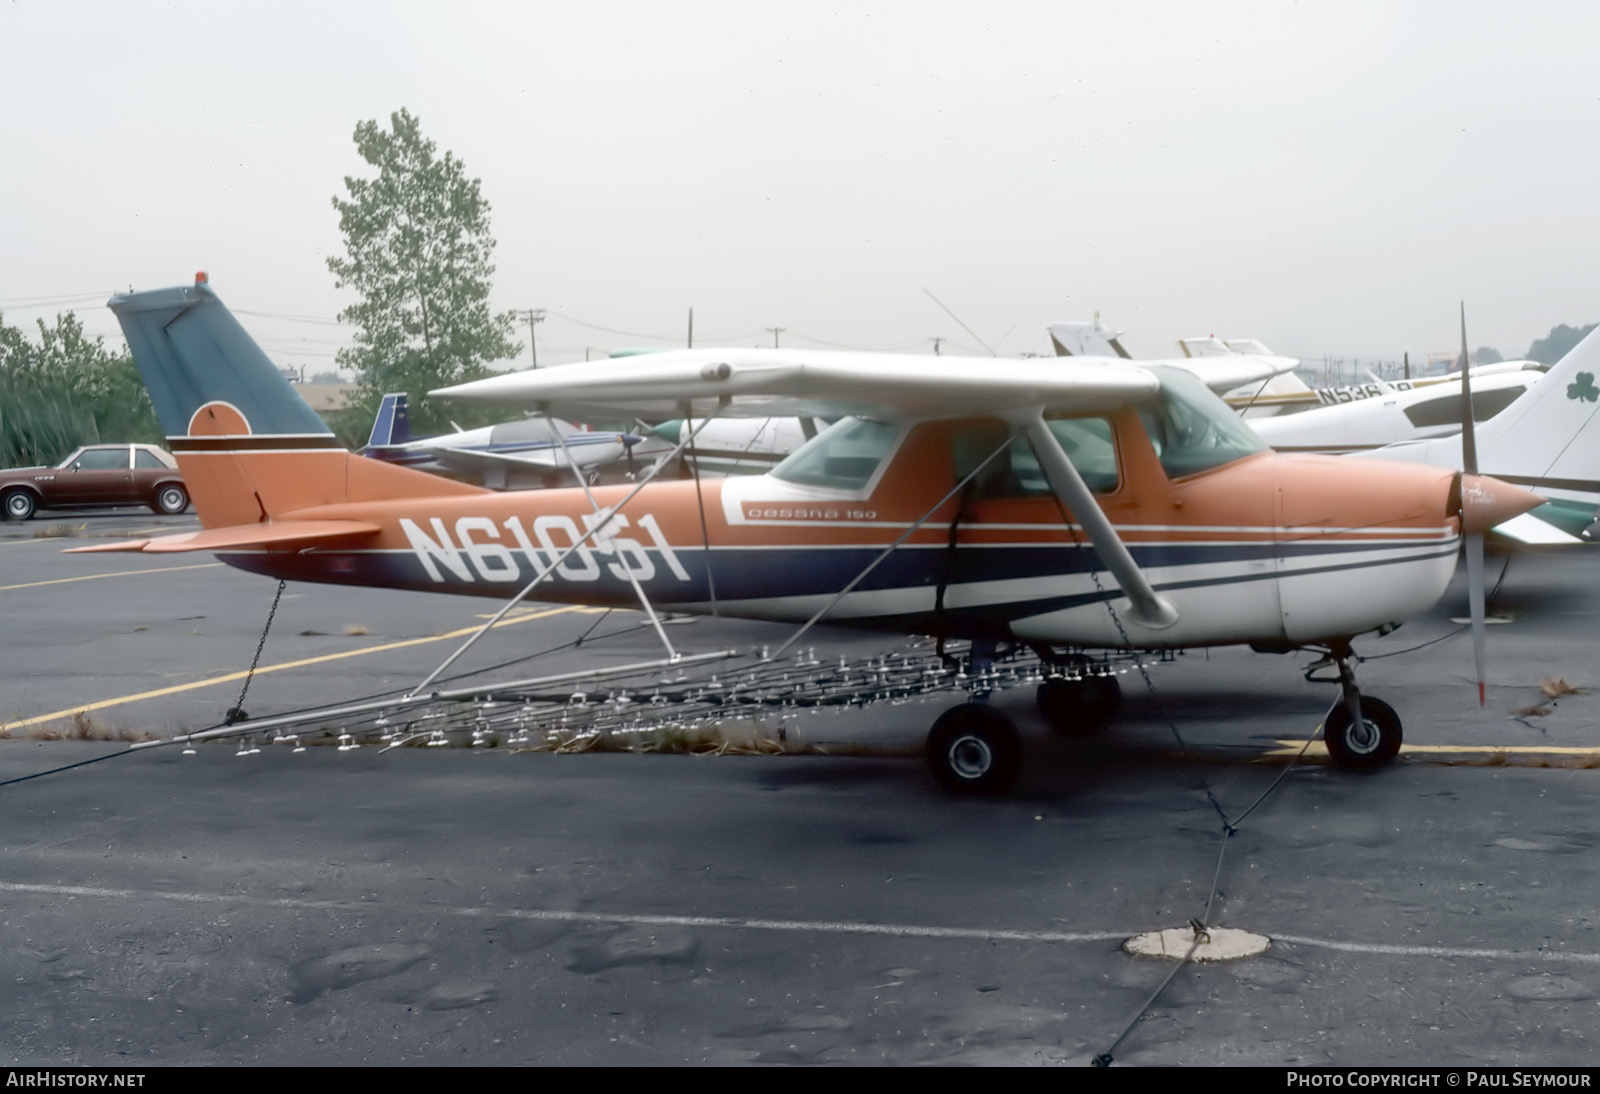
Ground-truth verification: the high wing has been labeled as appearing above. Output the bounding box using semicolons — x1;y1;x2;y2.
433;347;1159;423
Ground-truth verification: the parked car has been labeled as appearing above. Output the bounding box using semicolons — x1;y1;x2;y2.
0;444;188;520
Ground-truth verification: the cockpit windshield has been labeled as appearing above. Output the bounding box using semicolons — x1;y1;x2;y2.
770;417;899;491
1140;366;1266;478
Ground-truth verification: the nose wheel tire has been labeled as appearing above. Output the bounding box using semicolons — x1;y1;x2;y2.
926;703;1023;796
151;484;189;515
1036;676;1121;736
3;489;36;521
1322;695;1402;769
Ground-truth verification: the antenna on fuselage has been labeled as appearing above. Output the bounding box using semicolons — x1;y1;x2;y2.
922;288;998;357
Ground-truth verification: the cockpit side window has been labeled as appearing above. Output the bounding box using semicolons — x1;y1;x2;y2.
952;418;1120;499
1139;366;1266;478
771;417;900;491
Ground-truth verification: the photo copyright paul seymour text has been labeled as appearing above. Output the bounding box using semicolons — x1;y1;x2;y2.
1288;1075;1591;1088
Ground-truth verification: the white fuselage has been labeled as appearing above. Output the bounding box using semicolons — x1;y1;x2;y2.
1250;372;1541;453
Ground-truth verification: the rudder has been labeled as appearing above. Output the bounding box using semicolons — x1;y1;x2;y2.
110;275;479;528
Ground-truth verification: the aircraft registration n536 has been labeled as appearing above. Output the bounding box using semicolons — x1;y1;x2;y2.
75;277;1542;793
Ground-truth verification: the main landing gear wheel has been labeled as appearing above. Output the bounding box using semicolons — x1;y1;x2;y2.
1322;695;1402;769
926;703;1023;796
151;484;189;515
1036;675;1121;736
3;488;36;521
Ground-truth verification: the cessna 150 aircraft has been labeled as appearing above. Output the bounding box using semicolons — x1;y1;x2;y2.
77;277;1543;794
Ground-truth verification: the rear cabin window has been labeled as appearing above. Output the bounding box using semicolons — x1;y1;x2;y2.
1402;387;1523;429
951;418;1120;498
134;449;168;469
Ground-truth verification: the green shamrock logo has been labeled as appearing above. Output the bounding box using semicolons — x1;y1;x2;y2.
1568;372;1600;402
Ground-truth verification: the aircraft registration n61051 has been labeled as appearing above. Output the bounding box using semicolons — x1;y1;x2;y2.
74;276;1544;794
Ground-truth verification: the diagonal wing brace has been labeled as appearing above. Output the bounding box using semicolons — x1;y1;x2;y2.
1011;408;1179;630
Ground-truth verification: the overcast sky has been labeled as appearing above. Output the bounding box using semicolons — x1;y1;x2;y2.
3;1;1598;371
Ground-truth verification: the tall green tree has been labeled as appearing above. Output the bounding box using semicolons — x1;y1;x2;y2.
1526;323;1598;365
0;311;159;467
328;108;518;435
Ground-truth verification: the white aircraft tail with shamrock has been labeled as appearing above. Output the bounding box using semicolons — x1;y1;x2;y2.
1372;324;1600;541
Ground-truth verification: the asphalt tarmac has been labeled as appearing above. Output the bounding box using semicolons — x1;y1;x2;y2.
2;510;1598;1066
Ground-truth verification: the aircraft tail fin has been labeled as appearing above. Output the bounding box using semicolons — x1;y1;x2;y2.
365;393;412;448
1046;320;1129;359
1474;324;1600;495
109;275;481;529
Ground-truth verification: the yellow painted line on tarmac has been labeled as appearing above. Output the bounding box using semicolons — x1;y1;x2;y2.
1269;740;1600;760
0;562;222;591
1;604;596;734
474;606;636;620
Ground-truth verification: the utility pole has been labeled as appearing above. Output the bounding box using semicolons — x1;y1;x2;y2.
687;307;694;349
521;309;545;369
765;327;785;348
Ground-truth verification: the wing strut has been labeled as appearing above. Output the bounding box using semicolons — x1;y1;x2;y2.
1012;409;1179;630
543;406;682;661
406;402;729;697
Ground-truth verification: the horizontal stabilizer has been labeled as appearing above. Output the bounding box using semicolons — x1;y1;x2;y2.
1489;511;1583;545
1172;355;1301;395
65;520;381;555
426;444;608;474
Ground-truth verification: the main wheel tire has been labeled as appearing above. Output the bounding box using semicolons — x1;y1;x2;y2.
926;703;1023;796
1323;695;1402;769
2;488;36;521
151;484;189;515
1036;676;1122;736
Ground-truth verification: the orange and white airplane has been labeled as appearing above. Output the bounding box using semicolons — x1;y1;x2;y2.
76;276;1543;793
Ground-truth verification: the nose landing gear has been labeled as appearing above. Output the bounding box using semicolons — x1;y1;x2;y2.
1311;641;1404;769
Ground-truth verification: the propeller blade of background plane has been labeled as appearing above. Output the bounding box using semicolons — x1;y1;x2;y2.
1459;303;1488;706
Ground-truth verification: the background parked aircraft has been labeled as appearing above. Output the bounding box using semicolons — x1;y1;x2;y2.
1250;367;1545;453
1357;326;1600;544
1047;319;1300;410
360;393;640;489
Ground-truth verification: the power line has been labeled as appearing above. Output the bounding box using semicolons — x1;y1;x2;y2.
783;330;929;351
0;293;111;310
234;309;355;327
